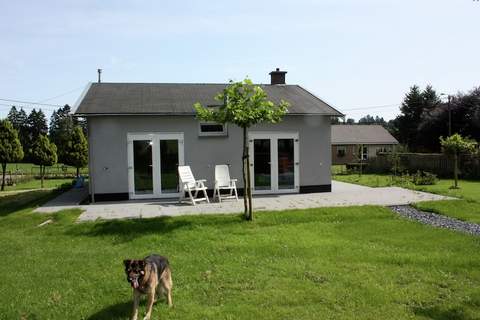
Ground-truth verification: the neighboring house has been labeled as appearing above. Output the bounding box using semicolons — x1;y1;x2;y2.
74;69;342;201
331;125;399;165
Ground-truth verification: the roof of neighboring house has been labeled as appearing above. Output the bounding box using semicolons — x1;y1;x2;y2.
74;82;343;116
331;125;399;145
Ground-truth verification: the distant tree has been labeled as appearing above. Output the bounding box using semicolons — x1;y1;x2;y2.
31;134;57;188
358;114;386;126
346;118;355;124
74;116;88;136
194;79;289;221
0;120;24;191
7;106;28;153
440;134;476;189
395;85;424;149
49;105;75;163
25;109;48;161
331;117;341;124
64;126;88;177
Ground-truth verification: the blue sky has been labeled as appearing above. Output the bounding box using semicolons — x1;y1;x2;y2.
0;0;479;121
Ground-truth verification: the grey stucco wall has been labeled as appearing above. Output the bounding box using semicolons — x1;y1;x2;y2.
88;115;332;195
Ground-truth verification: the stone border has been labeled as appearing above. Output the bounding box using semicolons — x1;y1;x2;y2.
389;205;480;236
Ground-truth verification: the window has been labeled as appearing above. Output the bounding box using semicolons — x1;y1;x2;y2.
337;146;346;157
361;146;368;160
198;122;227;136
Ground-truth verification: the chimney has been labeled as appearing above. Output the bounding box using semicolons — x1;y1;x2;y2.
269;68;287;85
97;68;102;83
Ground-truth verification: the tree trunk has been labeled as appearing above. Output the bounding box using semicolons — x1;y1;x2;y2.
246;139;253;221
76;167;80;178
41;165;44;189
454;153;458;188
1;163;6;191
242;127;249;219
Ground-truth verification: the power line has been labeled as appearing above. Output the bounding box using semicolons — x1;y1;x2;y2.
0;98;63;108
37;85;85;103
341;104;400;112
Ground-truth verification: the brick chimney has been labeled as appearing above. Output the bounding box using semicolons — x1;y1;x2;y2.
269;68;287;85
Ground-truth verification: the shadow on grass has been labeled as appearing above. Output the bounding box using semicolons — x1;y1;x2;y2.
0;189;60;217
86;300;132;320
413;305;472;320
69;213;245;242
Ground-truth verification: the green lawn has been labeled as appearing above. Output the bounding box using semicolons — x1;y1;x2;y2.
4;162;88;175
2;178;75;192
1;192;480;319
333;172;480;224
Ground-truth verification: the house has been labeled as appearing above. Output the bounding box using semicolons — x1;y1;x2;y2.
331;124;399;165
74;69;343;201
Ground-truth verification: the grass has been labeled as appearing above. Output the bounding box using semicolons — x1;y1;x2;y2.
4;162;88;175
1;178;75;192
333;170;480;224
1;192;480;319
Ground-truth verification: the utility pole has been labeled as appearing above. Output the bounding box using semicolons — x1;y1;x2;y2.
97;68;102;83
447;95;452;136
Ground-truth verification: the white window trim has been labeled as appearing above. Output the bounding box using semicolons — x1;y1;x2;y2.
198;121;228;136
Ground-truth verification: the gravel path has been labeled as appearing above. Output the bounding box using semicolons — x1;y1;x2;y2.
390;205;480;236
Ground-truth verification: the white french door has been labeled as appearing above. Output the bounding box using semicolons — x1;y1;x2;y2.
127;133;184;199
249;132;299;194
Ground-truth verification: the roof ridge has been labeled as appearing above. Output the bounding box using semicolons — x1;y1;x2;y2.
91;82;300;86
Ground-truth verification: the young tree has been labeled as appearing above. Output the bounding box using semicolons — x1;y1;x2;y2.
64;126;88;177
194;79;289;220
0;120;24;191
440;134;476;189
31;134;57;188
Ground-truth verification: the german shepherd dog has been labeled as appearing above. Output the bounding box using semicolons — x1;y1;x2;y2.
124;254;173;320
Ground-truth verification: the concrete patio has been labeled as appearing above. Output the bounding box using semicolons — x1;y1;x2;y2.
34;181;452;221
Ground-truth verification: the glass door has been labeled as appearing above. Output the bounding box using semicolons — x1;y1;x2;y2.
128;133;184;199
249;132;299;194
253;139;272;191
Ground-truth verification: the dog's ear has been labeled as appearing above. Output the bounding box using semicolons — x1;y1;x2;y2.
139;260;146;269
123;259;131;268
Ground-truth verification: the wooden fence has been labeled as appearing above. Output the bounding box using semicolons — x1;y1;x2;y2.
366;153;480;179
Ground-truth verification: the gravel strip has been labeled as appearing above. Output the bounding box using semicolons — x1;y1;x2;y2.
389;205;480;236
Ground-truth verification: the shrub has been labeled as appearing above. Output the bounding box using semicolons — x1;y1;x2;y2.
412;170;437;185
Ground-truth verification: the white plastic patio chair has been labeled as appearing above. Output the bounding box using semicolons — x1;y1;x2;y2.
213;164;239;202
178;166;209;205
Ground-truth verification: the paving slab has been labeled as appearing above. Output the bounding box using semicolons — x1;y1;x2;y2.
60;181;453;222
35;186;88;213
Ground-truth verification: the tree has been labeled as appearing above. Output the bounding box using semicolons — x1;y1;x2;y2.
358;114;386;126
25;109;48;161
31;135;57;188
0;120;24;191
395;85;424;149
8;106;28;153
440;134;476;189
194;79;289;220
346;118;355;124
64;126;88;177
49;105;75;163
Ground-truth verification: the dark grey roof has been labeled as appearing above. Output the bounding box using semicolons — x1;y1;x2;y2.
332;125;399;145
74;83;343;116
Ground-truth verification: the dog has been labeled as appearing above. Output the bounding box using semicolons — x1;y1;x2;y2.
123;254;173;320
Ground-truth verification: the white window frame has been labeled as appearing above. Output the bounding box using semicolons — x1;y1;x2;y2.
248;132;300;194
198;122;228;137
127;132;185;199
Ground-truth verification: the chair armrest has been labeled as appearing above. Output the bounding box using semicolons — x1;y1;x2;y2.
197;179;207;183
230;179;238;182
